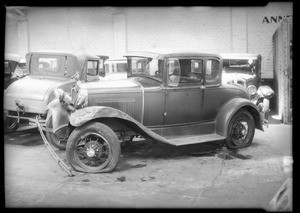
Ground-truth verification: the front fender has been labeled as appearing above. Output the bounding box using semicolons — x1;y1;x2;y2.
215;98;263;137
46;99;70;134
70;106;171;144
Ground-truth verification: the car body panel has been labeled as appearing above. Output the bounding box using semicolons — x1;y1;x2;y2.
4;51;108;126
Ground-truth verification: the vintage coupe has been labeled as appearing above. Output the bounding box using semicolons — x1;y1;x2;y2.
4;51;108;133
40;51;271;173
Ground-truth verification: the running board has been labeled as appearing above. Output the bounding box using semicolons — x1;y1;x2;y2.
165;134;225;146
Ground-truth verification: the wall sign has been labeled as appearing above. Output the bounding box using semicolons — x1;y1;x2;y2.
262;15;292;24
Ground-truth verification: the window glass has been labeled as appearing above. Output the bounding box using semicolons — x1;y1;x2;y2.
87;60;99;81
128;57;162;82
168;58;203;87
30;55;66;76
87;60;98;76
38;58;58;71
205;59;220;84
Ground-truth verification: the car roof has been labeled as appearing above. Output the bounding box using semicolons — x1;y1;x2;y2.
25;50;100;61
5;53;21;62
124;50;221;60
220;53;260;60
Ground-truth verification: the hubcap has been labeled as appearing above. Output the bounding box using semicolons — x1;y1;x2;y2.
86;148;96;157
232;120;249;144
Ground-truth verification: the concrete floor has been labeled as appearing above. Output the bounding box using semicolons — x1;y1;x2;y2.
4;122;292;209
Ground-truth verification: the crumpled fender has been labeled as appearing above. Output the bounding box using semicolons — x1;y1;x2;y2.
46;99;70;134
70;106;171;144
215;97;263;137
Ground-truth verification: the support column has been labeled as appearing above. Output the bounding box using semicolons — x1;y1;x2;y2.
113;13;127;58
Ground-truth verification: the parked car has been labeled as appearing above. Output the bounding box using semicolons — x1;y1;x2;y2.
221;53;274;120
39;50;272;173
103;58;128;80
4;53;21;89
4;51;108;133
12;57;27;78
221;53;262;97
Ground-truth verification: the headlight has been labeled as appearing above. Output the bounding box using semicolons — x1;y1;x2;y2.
74;88;88;108
246;85;257;96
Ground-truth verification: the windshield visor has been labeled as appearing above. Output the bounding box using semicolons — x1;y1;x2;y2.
223;59;257;74
127;57;162;81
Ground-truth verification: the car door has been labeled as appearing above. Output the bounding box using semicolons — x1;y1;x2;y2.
201;57;223;121
164;57;204;126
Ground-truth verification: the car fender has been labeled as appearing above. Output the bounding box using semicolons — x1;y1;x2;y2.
215;97;263;137
69;106;171;144
46;99;70;134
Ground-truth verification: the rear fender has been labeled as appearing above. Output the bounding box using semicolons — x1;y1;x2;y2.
215;98;263;137
70;106;170;144
46;99;70;133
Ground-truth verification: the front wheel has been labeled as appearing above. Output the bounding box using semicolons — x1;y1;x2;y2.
225;109;255;149
66;122;121;173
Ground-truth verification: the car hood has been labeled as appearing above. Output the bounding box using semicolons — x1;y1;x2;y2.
222;72;255;83
80;79;142;93
4;76;67;101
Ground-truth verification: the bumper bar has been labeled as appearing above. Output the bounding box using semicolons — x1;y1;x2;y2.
36;116;74;177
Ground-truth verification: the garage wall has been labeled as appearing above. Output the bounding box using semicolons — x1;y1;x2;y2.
26;7;115;57
5;18;19;54
5;3;292;78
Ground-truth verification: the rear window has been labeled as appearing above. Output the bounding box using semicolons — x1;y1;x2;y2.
30;55;66;76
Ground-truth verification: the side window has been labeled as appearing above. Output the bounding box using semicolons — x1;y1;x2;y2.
87;60;98;76
168;58;203;87
168;58;181;86
205;59;220;85
87;60;99;81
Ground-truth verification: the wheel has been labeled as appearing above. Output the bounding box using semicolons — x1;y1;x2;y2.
4;115;19;134
225;109;255;149
66;122;121;173
45;116;67;150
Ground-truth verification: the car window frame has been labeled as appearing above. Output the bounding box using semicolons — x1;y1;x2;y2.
203;57;222;87
165;56;205;88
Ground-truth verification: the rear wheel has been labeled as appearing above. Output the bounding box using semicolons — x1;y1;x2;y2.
66;122;121;173
45;116;67;150
225;109;255;149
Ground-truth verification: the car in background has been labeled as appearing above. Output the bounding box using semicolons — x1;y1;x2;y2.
12;57;27;78
4;53;21;89
40;50;271;173
103;58;128;80
221;53;262;97
4;51;108;133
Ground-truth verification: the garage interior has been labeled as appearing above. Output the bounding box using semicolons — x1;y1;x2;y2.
5;3;293;124
4;4;293;210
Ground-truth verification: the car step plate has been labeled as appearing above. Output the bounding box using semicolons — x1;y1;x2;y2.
166;133;225;146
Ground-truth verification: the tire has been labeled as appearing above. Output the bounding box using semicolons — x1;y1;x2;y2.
45;116;67;150
4;116;19;134
66;122;121;173
225;109;255;149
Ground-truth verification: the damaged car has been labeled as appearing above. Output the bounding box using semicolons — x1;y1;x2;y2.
38;51;272;173
4;51;108;133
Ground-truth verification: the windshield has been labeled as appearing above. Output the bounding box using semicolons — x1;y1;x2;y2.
105;61;127;74
223;59;257;74
127;57;162;82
